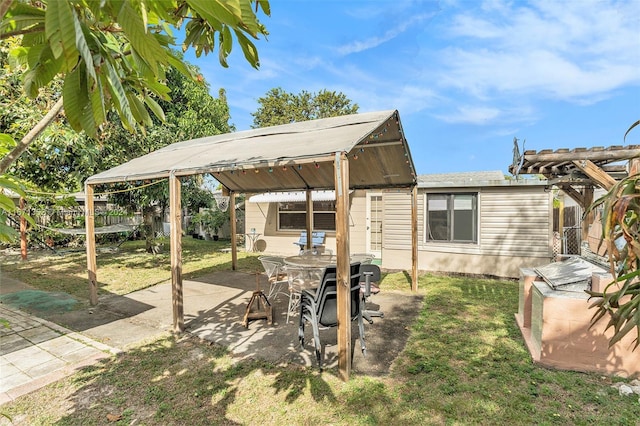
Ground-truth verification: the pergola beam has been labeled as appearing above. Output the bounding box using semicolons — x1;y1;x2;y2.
520;147;640;164
571;159;617;190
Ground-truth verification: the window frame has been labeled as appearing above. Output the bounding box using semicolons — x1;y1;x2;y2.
424;192;478;244
277;200;336;231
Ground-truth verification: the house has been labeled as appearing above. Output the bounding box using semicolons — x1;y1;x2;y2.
244;170;554;278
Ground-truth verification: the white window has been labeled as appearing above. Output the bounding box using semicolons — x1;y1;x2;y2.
426;193;477;243
278;201;336;231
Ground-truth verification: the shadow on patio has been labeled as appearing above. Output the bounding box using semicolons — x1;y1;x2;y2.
25;269;423;375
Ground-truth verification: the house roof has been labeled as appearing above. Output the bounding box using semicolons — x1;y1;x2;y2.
417;170;547;188
86;110;417;192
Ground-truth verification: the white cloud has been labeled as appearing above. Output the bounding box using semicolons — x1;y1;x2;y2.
434;103;538;126
435;0;640;103
337;12;437;55
436;106;501;124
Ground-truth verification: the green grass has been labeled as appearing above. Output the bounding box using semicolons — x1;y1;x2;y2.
1;238;263;300
1;245;639;425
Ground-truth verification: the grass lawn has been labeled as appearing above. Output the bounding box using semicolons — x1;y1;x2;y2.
1;239;639;424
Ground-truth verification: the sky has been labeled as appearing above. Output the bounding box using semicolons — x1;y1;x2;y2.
185;0;640;176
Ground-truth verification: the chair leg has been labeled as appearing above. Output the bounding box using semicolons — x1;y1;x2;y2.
312;321;322;370
287;290;301;324
286;292;294;324
298;313;305;346
358;313;367;357
362;294;383;323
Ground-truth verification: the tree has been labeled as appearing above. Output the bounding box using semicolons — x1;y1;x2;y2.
0;0;270;174
587;121;640;350
101;63;232;252
251;88;359;128
0;0;270;242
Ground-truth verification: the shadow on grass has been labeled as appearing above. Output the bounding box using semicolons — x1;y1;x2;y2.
53;334;342;425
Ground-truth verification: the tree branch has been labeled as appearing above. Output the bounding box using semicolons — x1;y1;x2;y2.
0;25;43;40
0;0;13;21
0;97;64;174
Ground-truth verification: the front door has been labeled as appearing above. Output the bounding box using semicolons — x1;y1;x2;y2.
366;193;383;260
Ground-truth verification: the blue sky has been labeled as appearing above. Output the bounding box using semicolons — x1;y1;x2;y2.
185;0;640;176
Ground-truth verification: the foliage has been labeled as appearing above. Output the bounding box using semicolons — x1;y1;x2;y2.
0;0;269;140
0;0;270;242
193;207;227;235
0;133;33;243
251;87;359;128
587;175;640;350
182;177;217;214
587;121;640;350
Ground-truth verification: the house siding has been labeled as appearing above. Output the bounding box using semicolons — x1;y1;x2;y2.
244;183;553;279
243;190;369;256
381;185;553;278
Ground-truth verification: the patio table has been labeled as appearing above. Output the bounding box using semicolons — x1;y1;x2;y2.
284;254;335;269
283;254;334;288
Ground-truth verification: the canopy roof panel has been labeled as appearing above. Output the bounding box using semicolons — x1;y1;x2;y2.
86;110;417;192
248;190;353;203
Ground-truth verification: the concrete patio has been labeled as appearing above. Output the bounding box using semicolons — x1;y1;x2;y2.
1;270;423;403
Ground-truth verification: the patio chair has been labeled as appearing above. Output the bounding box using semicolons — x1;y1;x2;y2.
298;262;366;370
359;263;384;324
258;256;289;301
283;265;307;324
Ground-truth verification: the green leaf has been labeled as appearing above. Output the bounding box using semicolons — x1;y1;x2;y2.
217;32;228;68
167;51;197;80
0;134;17;157
0;221;18;243
144;95;165;122
62;66;88;132
23;44;64;97
188;0;236;30
0;194;15;212
44;0;79;69
237;0;261;37
624;120;640;142
117;1;167;76
141;77;171;101
89;78;107;129
102;60;136;132
126;92;152;127
73;12;97;83
0;2;45;34
234;29;259;69
221;25;232;56
0;177;26;197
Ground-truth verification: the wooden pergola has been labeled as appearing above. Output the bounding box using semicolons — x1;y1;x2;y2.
84;110;418;381
510;143;640;243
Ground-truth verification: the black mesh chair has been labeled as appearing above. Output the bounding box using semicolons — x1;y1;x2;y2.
359;263;384;324
298;262;366;370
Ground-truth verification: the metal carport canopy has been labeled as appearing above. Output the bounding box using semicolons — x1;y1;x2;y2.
86;109;417;191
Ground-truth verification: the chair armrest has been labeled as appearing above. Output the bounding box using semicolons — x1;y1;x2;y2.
301;288;318;299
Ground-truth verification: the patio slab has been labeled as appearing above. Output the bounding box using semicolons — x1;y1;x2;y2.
1;270;423;403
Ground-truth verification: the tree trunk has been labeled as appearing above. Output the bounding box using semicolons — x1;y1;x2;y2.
0;0;14;21
0;98;64;175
